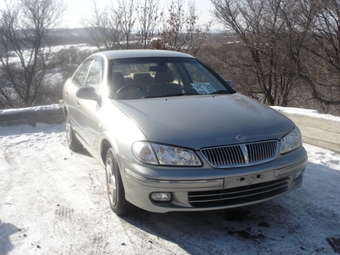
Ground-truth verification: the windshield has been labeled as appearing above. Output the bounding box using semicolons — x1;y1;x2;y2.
109;57;230;100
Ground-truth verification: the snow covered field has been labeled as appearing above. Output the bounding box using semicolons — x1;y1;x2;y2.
1;120;340;254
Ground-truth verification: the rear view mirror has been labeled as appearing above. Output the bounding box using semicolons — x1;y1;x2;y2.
149;65;168;72
225;80;235;88
76;86;101;102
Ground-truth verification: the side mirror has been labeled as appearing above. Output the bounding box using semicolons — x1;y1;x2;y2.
225;80;235;88
76;86;101;102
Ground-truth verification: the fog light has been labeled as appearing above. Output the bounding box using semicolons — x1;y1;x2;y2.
150;192;172;202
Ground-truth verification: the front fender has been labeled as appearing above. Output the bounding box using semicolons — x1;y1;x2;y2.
98;100;148;165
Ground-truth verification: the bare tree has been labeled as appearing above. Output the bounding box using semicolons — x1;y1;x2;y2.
136;0;160;49
298;0;340;113
211;0;314;106
210;0;340;115
82;0;136;50
160;0;211;56
82;0;123;50
117;0;136;49
0;0;66;108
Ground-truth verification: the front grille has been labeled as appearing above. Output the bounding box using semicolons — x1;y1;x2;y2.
201;140;278;168
188;178;290;208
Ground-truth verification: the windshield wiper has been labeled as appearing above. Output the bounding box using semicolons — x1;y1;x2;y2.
143;92;197;98
167;92;198;97
210;90;230;95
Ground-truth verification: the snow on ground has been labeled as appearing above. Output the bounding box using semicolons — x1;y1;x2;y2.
272;106;340;122
0;108;340;254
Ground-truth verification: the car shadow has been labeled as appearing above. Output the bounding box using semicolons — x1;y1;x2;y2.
117;161;340;254
0;221;20;255
120;203;279;254
75;147;92;158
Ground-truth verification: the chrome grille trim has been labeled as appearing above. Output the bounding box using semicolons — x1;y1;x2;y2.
200;140;278;168
188;178;290;207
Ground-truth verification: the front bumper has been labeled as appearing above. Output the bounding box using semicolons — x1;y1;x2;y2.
120;147;308;213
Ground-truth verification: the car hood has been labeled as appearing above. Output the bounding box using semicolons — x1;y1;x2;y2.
112;93;295;150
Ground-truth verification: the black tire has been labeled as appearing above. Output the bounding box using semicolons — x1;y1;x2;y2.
65;115;82;151
105;148;131;216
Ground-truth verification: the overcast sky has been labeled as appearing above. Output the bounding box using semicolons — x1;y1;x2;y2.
64;0;219;29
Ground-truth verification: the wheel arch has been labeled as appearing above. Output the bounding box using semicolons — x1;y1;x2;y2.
63;106;69;116
101;139;112;164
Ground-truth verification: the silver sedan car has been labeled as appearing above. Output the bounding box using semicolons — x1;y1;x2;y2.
62;50;308;216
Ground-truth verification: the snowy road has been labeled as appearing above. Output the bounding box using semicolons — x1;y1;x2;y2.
1;123;340;255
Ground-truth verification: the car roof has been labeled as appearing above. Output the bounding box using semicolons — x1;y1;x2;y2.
98;50;195;60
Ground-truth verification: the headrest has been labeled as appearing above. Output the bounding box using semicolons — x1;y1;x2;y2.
132;72;152;83
112;72;124;86
154;69;174;83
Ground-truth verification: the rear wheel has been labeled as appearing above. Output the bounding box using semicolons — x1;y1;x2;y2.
105;148;131;216
65;115;82;151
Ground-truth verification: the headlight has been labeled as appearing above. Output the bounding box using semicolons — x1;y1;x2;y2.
280;127;302;154
132;142;202;166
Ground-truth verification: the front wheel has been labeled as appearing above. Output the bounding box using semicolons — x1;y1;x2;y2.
105;148;131;216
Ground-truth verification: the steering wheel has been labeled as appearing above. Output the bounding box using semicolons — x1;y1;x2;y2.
115;85;148;99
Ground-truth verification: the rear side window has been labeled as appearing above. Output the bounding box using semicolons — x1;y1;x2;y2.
72;59;93;87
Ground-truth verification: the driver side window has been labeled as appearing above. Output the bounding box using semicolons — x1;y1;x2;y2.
86;59;102;92
72;58;93;87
